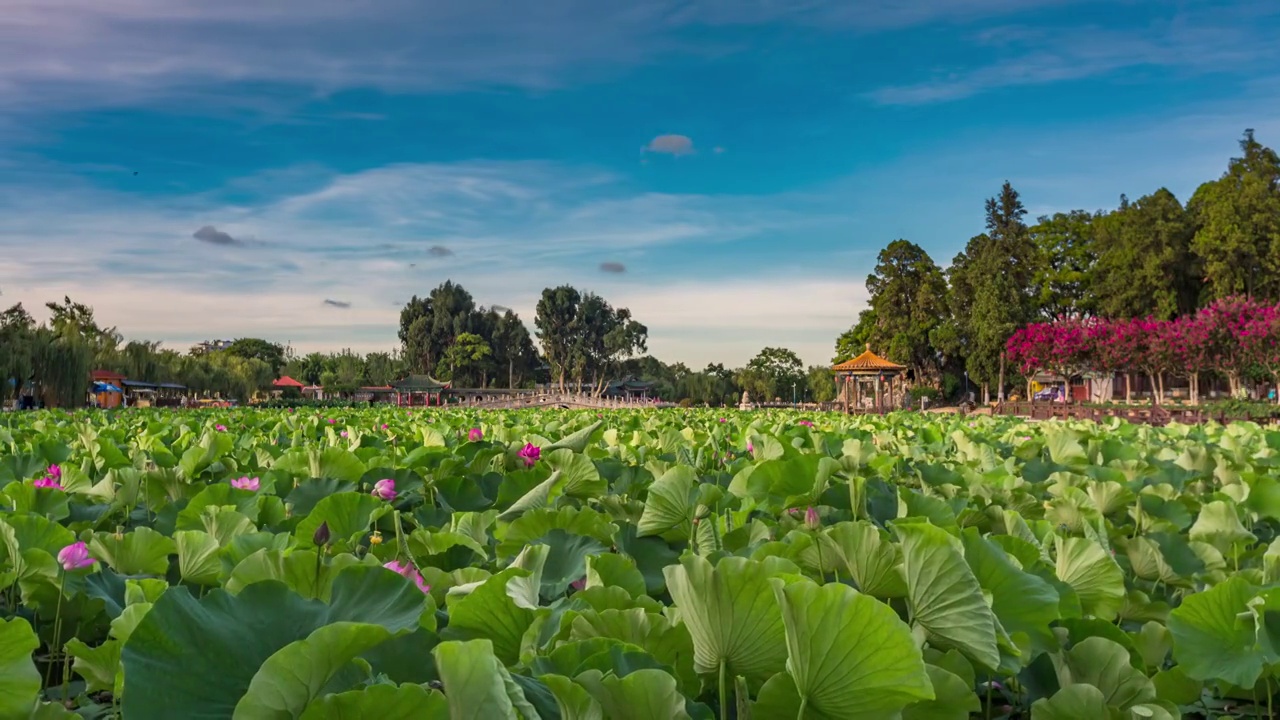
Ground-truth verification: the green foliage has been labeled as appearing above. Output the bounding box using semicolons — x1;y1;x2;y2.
3;406;1280;718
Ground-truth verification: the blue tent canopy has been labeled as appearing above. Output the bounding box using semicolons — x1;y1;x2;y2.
92;382;122;393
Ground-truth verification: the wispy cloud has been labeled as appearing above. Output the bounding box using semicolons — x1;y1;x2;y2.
0;0;1114;112
0;159;844;364
427;245;454;257
866;8;1280;105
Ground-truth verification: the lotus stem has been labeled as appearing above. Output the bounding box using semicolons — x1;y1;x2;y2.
796;697;807;720
721;661;732;720
45;570;66;691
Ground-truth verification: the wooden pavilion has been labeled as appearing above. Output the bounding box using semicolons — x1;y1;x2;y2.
832;345;906;414
391;375;450;407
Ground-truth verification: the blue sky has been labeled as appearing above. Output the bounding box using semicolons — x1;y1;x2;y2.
1;0;1277;367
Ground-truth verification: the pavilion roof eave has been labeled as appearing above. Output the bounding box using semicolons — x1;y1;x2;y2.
831;346;906;374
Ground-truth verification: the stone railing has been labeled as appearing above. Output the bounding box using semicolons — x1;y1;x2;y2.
463;393;675;410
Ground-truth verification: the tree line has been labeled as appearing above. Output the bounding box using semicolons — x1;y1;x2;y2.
839;130;1280;402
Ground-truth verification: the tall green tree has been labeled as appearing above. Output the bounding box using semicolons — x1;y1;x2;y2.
535;285;581;391
861;239;948;383
805;365;837;402
1092;189;1197;319
742;347;805;402
955;182;1038;400
490;310;539;388
1030;210;1097;318
225;338;287;374
1190;129;1280;300
398;296;433;373
438;333;492;386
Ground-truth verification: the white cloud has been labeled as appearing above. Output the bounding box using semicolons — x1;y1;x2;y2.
0;160;858;366
643;134;695;156
0;0;1119;111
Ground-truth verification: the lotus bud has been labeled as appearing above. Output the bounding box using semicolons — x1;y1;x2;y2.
313;521;331;546
804;506;821;531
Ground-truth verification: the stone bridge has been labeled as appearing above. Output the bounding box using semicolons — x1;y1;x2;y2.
449;390;674;410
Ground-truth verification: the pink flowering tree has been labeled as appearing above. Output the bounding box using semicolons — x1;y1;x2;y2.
1196;296;1269;397
1007;317;1091;400
1239;303;1280;400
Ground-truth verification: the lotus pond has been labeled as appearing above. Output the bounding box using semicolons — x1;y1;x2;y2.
1;408;1277;718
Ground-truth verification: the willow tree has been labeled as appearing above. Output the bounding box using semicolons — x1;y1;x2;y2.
30;328;92;407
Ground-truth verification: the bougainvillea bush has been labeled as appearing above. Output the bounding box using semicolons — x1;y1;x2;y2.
2;407;1278;718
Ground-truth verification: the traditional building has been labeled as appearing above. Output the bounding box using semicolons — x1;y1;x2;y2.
603;376;656;399
832;345;906;413
391;375;450;406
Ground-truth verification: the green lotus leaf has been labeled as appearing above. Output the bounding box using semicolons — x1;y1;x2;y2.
225;549;372;600
285;478;357;517
575;668;691;720
121;565;426;719
761;580;934;719
541;673;604;720
0;617;41;719
585;553;648;599
234;621;402;719
1054;535;1125;620
544;449;608;499
294;492;389;550
895;521;1001;671
175;529;223;586
1030;684;1110;719
441;567;542;665
637;466;698;538
89;526;176;576
433;639;529;719
824;521;907;599
177;483;262;530
545;419;604;453
961;527;1060;655
1057;637;1155;710
902;664;981;720
498;506;617;560
497;469;567;522
298;683;448;720
274;446;367;483
1167;575;1272;688
1;513;75;559
663;554;789;685
1188;500;1255;552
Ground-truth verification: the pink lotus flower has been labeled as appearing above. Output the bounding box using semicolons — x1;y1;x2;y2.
804;506;821;531
381;424;388;430
215;424;227;432
372;478;397;501
328;418;336;424
384;560;430;594
340;431;349;438
231;476;260;491
468;427;483;442
517;443;541;467
718;418;726;423
798;420;814;427
47;464;61;480
570;576;587;591
746;442;754;454
57;541;96;571
33;476;64;490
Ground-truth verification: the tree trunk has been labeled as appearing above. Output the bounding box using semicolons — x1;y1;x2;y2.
508;359;514;390
1125;374;1131;404
1157;373;1165;405
981;383;989;405
997;353;1006;403
1148;374;1158;405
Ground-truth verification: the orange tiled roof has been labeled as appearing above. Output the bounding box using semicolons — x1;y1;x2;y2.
832;345;906;373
